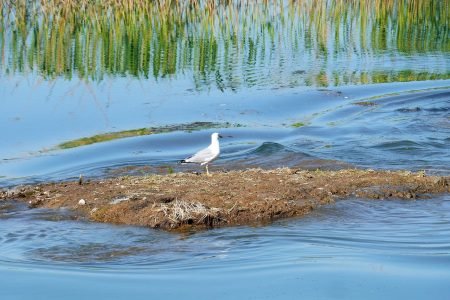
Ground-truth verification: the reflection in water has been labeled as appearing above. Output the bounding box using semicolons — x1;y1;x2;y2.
1;0;448;89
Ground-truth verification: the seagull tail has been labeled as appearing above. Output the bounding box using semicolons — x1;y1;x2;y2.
179;155;194;164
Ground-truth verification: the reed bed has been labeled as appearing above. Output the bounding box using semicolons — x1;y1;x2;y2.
0;0;448;87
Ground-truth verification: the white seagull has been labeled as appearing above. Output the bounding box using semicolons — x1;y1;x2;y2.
181;132;222;175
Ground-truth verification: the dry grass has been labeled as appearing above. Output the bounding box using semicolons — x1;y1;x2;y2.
1;168;449;230
158;199;222;225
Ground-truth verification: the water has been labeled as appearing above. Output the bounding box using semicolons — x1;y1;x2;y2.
1;81;448;186
1;196;450;299
1;1;450;298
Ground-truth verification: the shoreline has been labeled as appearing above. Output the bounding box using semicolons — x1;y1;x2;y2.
1;168;449;231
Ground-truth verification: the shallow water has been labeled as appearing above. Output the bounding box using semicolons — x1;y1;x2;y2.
1;196;450;299
1;0;450;298
1;81;449;186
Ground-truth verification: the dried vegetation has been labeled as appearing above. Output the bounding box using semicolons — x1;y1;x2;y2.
1;168;449;231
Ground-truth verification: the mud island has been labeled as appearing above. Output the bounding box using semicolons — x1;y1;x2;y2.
1;168;449;231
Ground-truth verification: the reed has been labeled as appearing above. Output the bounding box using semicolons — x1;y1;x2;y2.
1;0;448;88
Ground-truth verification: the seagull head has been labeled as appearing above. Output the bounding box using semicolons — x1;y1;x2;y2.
211;132;223;140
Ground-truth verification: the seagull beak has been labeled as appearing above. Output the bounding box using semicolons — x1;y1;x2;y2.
219;134;224;139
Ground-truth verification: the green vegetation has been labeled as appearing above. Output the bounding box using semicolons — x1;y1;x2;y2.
292;122;306;128
353;86;450;104
59;128;152;149
0;0;448;89
57;122;237;149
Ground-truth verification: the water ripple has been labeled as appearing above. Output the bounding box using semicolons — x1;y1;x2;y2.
0;196;449;271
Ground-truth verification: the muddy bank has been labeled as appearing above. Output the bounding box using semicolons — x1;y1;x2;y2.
1;168;449;231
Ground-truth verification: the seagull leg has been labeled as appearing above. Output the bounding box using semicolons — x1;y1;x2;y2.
205;164;211;176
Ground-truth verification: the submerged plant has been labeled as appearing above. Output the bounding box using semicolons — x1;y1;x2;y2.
292;122;306;128
57;122;236;149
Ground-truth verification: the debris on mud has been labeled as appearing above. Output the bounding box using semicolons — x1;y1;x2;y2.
1;168;448;231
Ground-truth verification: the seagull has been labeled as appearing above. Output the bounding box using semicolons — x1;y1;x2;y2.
180;132;222;175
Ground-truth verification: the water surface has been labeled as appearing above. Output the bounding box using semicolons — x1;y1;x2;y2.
1;196;449;299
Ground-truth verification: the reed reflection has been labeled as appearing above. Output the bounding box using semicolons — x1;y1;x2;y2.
0;0;448;89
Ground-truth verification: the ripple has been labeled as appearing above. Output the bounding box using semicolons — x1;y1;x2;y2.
373;140;423;151
0;195;449;271
250;142;290;155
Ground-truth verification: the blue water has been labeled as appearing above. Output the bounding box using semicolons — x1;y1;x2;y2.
1;80;449;186
1;80;450;299
1;195;450;299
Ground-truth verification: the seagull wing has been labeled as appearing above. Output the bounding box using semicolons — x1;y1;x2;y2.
184;146;218;164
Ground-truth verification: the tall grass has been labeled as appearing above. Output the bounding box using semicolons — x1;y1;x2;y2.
0;0;448;88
